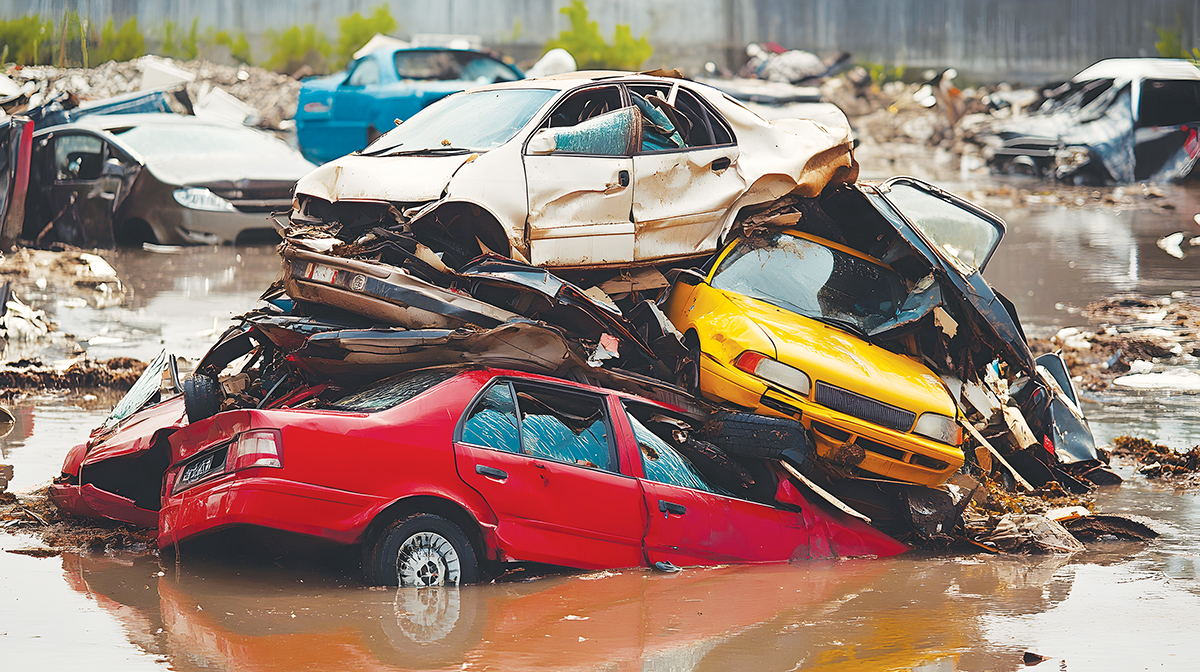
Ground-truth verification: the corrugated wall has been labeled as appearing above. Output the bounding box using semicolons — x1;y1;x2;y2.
4;0;1197;83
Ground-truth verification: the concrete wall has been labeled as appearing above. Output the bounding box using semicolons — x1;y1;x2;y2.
4;0;1198;84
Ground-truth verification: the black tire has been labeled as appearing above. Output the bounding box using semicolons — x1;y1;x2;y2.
699;411;805;459
368;513;479;587
371;583;486;668
183;375;220;424
676;437;755;492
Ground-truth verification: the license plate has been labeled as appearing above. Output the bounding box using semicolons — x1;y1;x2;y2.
306;263;338;283
177;448;227;491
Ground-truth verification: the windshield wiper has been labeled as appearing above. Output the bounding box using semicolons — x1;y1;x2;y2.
813;315;867;337
364;146;473;158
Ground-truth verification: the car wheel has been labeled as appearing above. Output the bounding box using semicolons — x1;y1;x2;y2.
183;374;220;424
700;411;805;459
370;514;479;587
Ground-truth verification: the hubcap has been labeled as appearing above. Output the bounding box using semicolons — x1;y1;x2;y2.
396;531;461;587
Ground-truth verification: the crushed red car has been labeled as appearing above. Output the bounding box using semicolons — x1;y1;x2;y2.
56;361;906;586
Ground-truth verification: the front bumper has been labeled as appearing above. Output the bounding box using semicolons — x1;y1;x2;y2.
699;356;964;487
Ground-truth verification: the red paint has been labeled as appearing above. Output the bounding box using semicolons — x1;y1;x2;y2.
61;367;907;570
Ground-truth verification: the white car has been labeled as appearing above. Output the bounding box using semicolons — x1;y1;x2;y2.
289;72;856;269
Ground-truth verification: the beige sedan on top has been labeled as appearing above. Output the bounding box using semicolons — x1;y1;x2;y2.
288;71;857;269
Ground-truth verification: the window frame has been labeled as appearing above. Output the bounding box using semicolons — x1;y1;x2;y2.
624;82;738;155
523;83;632;158
456;377;622;475
50;131;108;183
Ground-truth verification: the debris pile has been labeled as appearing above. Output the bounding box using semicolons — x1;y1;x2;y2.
1111;435;1200;481
4;56;300;130
1;484;155;556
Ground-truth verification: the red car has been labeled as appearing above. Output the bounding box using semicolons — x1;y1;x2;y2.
61;366;906;585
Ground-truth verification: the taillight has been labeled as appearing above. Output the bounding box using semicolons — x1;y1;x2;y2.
228;429;283;471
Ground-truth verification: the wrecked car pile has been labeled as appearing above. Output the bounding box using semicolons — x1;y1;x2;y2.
48;72;1137;587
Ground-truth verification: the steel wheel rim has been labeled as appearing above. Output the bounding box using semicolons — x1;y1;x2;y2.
396;531;461;587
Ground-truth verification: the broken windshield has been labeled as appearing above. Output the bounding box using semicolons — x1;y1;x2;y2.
364;88;555;155
711;232;907;335
876;180;1004;271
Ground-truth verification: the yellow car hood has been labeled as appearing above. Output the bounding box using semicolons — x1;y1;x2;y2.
723;292;955;417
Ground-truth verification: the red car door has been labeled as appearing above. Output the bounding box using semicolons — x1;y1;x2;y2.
454;378;646;569
619;403;811;566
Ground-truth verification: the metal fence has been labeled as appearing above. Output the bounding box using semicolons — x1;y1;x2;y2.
4;0;1197;83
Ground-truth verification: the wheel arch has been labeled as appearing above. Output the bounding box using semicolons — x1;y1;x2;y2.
411;199;515;262
361;493;492;562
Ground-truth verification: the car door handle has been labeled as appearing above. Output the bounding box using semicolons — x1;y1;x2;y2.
476;465;508;480
711;157;731;171
618;169;630;187
658;500;686;517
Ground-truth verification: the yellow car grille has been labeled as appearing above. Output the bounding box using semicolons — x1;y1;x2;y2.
813;382;916;432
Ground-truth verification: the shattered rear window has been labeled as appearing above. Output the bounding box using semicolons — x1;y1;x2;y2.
329;369;457;412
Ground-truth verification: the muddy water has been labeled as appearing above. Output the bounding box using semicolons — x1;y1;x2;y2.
4;176;1200;670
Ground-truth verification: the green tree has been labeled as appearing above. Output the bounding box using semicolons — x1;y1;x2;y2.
1155;17;1200;62
92;17;146;64
264;24;331;74
334;4;396;69
545;0;652;70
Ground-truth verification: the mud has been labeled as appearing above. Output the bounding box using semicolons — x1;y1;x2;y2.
0;357;147;392
0;484;156;555
1110;435;1200;482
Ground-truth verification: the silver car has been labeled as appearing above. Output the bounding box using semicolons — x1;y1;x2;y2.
19;113;315;247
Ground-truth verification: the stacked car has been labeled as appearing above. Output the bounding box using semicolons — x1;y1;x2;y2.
51;72;1114;587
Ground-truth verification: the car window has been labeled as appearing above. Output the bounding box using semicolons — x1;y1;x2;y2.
626;412;720;493
545;86;624;128
512;383;613;471
537;106;640;156
54;133;104;180
875;180;1004;271
626;84;733;149
461;381;521;453
347;58;380;86
393;50;519;83
711;231;908;335
329;368;457;412
365;88;555;154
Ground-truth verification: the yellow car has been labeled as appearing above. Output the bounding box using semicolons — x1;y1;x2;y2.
662;228;964;487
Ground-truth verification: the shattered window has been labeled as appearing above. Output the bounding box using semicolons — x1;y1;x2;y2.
627;412;719;493
393;50;519;83
365;89;555;154
877;181;1004;271
711;232;907;335
543;106;640;156
329;368;457;412
513;384;613;471
461;382;521;453
53;133;104;180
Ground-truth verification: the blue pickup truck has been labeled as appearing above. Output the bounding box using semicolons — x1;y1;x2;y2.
294;46;523;164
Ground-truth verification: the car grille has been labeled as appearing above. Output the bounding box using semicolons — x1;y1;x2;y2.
814;382;916;432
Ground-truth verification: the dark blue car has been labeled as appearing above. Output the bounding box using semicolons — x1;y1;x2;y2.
295;47;523;164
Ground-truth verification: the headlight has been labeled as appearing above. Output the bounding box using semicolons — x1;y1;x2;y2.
735;351;811;396
914;413;962;445
173;187;236;212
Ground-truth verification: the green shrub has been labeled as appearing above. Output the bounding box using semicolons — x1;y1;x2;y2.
0;14;54;65
264;24;331;74
334;4;396;69
92;17;145;64
545;0;652;71
859;60;907;85
213;30;252;64
158;18;199;60
1155;18;1200;62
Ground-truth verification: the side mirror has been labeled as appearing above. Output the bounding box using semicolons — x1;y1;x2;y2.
526;128;557;155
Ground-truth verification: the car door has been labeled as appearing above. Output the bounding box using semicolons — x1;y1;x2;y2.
523;85;635;267
454;378;646;569
627;84;745;263
34;131;137;248
330;56;384;154
620;403;808;566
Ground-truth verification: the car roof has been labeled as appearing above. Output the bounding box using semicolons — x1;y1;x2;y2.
471;71;690;93
1073;58;1200;82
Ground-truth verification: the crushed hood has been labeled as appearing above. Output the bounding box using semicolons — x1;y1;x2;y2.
294;152;475;203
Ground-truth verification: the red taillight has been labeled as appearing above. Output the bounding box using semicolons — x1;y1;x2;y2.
734;351;770;375
228;429;283;471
